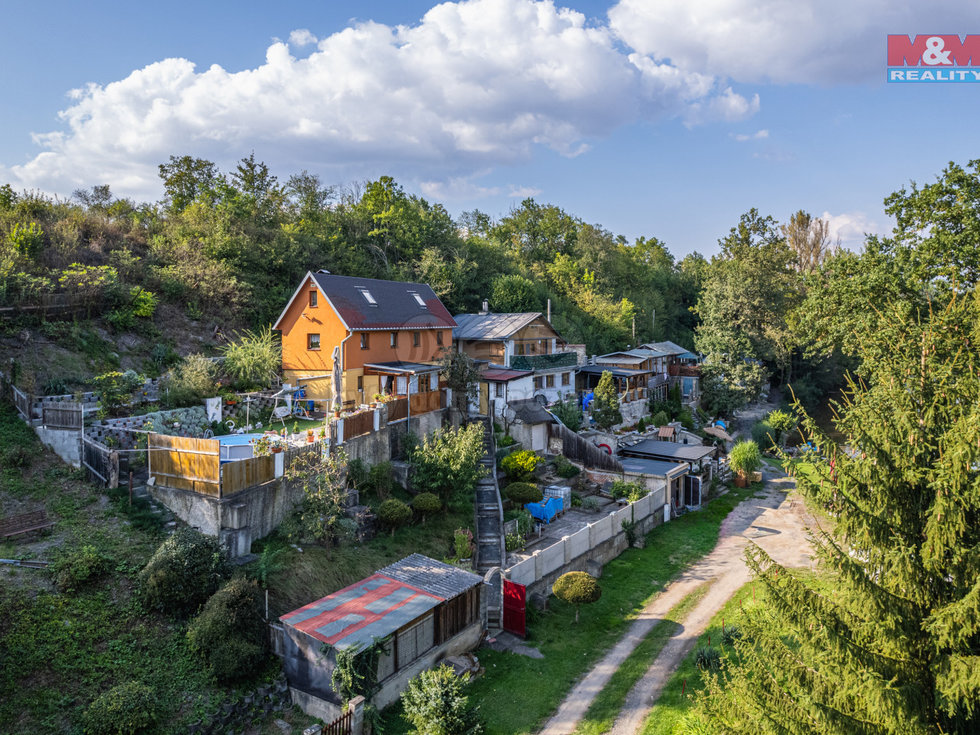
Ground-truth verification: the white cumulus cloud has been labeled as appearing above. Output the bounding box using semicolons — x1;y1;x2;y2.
821;210;882;250
732;129;769;142
608;0;980;85
1;0;759;200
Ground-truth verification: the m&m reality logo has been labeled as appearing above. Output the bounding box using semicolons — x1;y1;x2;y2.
888;35;980;82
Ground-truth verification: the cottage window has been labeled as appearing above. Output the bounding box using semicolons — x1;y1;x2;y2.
361;333;370;350
436;330;443;346
357;287;377;305
307;334;320;350
546;374;555;388
309;289;317;307
357;376;363;392
562;372;571;386
413;331;420;347
495;383;504;398
390;331;398;348
533;376;543;390
396;615;434;669
516;343;526;356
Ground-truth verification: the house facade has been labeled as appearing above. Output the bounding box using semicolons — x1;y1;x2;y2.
640;341;701;406
274;272;455;411
453;311;580;409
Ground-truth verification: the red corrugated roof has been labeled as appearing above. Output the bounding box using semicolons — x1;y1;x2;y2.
279;573;443;650
483;368;532;382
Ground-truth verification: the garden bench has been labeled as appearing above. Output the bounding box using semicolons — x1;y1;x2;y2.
0;510;55;539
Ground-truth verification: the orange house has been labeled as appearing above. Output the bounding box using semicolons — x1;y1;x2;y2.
273;271;456;409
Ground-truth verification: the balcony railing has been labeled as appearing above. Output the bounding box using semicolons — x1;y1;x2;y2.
410;390;442;415
510;351;578;371
668;364;701;377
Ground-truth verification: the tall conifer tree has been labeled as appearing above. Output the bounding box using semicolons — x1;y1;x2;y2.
698;294;980;734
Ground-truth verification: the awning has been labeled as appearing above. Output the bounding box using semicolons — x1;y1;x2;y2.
483;368;532;382
364;361;442;375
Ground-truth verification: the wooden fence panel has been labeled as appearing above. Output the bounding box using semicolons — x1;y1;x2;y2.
82;438;119;488
12;386;32;421
553;423;624;473
43;402;83;430
148;433;220;496
410;391;442;415
388;397;408;422
221;455;275;496
344;410;374;439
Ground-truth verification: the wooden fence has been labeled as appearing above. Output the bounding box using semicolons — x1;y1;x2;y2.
82;437;119;488
148;434;221;497
322;708;352;735
387;397;408;422
221;455;275;497
344;410;374;440
410;390;442;415
42;402;83;430
552;422;624;473
12;385;32;421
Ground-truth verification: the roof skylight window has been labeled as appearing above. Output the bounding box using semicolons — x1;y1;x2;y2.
357;287;377;306
410;292;427;308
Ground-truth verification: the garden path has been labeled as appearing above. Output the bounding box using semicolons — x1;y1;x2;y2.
538;468;816;735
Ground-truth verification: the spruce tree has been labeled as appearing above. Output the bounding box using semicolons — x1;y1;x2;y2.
591;370;621;430
697;295;980;734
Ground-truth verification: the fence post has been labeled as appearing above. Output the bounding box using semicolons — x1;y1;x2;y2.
109;451;120;489
348;695;365;735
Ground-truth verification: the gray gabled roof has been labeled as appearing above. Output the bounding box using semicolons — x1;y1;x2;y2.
453;312;549;341
377;553;483;599
618;438;716;462
642;341;691;357
508;398;554;425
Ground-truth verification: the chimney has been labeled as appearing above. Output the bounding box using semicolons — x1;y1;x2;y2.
480;300;489;314
547;298;551;322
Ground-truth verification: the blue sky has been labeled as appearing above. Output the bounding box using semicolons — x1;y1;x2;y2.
2;0;978;257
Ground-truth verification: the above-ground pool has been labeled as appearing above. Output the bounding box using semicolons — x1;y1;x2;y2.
217;433;265;462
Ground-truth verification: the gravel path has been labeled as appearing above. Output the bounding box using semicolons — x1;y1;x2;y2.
539;466;816;735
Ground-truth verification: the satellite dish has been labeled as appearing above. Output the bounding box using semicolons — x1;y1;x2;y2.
534;393;548;407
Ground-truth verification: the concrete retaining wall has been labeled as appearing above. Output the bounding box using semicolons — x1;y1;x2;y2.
34;426;82;467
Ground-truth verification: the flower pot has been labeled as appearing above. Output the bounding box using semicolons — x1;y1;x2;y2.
306;430;314;443
271;447;283;454
734;473;748;488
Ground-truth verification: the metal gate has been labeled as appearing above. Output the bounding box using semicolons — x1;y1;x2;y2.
684;474;702;507
503;579;526;638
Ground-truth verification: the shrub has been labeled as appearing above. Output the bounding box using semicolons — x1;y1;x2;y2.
221;325;281;390
137;528;229;617
552;571;602;623
515;510;534;536
551;392;583;429
93;369;144;416
500;449;543;482
368;460;395;500
636;417;646;433
186;578;267;683
553;455;580;478
52;544;110;593
722;624;743;647
413;492;442;520
582;497;601;512
453;528;475;560
610;480;645;500
695;645;721;671
505;533;525;552
162;353;217;407
591;371;622;430
409;424;486;507
378;499;412;536
401;664;484;735
504;482;542;505
751;420;779;452
82;681;158;735
765;408;797;444
651;410;669;427
678;409;694;431
729;440;762;478
347;458;369;489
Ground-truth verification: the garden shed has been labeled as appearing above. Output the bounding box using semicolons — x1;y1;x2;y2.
278;554;485;720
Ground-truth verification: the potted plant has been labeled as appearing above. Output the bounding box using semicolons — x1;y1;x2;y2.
371;392;384;408
307;428;315;443
222;392;238;406
729;440;762;487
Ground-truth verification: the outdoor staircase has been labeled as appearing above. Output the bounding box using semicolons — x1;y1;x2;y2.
474;417;505;575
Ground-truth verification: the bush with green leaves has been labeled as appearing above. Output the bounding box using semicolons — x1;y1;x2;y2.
552;571;602;623
93;369;144;416
221;325;280;390
413;492;442;520
729;439;762;479
82;681;159;735
722;624;743;647
678;409;694;431
409;423;486;507
186;577;267;683
553;454;580;478
137;528;229;617
765;408;797;444
368;460;395;500
500;449;543;482
610;480;646;501
504;482;543;505
591;370;622;430
51;544;110;593
751;419;779;452
550;392;583;429
636;417;646;433
401;664;484;735
378;498;412;536
651;410;669;427
582;496;601;512
162;353;217;407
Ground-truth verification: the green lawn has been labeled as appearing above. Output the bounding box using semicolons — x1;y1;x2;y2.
573;585;710;735
379;482;760;735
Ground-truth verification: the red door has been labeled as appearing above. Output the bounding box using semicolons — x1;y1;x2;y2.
503;579;526;638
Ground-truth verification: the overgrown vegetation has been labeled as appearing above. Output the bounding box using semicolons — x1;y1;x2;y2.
137;528;229;617
186;577;268;683
401;664;484;735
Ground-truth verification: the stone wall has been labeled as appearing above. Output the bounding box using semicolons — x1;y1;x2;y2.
504;492;668;598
